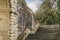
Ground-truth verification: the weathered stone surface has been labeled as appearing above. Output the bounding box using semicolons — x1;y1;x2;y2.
0;0;10;40
26;25;59;40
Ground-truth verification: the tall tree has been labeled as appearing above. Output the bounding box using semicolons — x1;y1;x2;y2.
35;0;57;25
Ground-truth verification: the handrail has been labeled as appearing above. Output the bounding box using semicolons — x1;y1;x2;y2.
17;23;40;40
30;23;40;34
17;28;30;40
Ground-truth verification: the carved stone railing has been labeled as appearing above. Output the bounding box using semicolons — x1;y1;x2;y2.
17;23;40;40
17;8;35;40
9;0;40;40
9;2;18;40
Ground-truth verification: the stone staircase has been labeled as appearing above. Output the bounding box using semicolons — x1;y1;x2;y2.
25;25;59;40
17;23;40;40
9;0;36;40
9;0;60;40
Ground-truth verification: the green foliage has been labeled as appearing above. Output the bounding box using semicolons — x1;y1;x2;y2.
45;11;59;24
35;0;60;25
57;0;60;11
57;0;60;24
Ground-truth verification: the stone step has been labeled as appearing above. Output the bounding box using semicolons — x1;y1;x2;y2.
36;27;58;33
25;27;59;40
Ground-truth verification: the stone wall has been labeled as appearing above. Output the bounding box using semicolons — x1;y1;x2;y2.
0;0;10;40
